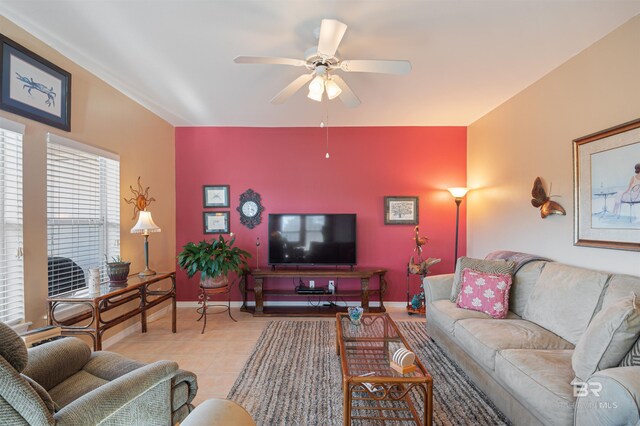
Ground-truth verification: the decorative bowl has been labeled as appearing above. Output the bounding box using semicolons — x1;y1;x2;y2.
348;306;364;325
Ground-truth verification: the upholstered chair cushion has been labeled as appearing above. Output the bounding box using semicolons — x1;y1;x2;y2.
0;321;28;372
22;374;57;414
23;336;91;391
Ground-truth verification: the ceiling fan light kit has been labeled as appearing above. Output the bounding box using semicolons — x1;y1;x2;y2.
234;18;411;107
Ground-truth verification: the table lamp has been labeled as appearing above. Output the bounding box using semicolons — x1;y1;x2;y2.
131;210;161;277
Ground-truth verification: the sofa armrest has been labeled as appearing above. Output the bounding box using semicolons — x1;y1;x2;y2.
54;360;178;425
24;337;91;391
423;273;454;304
573;366;640;426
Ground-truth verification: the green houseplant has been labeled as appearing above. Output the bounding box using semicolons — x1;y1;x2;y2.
177;235;251;287
105;255;131;286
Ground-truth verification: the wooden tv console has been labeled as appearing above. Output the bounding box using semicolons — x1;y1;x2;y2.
240;268;388;316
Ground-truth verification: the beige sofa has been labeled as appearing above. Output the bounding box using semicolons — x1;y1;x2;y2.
424;259;640;426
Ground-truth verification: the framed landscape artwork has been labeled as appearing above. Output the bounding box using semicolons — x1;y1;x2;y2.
203;212;230;234
384;196;419;225
203;185;229;208
0;34;71;131
573;118;640;251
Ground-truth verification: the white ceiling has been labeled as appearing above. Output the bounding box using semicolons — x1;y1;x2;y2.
1;1;639;127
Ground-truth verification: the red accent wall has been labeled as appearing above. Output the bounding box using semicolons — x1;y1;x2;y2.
175;126;466;302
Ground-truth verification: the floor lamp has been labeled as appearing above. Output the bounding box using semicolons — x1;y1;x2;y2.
447;187;469;265
131;210;162;277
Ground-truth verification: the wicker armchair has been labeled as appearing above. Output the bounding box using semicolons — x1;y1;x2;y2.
0;322;197;425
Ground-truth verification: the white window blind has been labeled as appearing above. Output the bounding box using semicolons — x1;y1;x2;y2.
0;118;24;325
47;134;120;296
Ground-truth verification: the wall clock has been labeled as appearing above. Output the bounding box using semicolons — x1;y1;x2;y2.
237;189;264;229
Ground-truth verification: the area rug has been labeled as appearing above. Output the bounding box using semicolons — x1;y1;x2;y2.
227;321;511;426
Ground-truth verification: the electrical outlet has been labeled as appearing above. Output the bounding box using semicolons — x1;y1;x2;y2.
309;280;315;288
328;280;335;293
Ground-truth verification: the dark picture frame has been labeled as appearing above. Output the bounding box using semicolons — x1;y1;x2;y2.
384;196;419;225
203;185;229;208
0;34;71;131
203;211;230;234
573;118;640;251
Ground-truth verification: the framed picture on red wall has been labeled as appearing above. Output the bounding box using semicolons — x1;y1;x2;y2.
203;211;230;234
384;196;419;225
203;185;229;208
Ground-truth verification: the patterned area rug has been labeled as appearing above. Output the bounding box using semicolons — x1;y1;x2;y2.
227;321;510;426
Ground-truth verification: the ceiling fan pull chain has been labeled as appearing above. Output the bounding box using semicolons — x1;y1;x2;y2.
324;103;330;159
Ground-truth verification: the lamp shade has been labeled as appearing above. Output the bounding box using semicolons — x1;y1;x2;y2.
325;78;342;100
131;210;161;234
447;187;469;199
307;88;323;102
308;75;325;95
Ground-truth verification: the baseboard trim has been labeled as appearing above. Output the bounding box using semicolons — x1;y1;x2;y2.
100;301;408;348
175;301;406;308
102;305;171;349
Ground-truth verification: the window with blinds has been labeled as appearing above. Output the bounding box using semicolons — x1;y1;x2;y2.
0;118;24;325
47;134;120;296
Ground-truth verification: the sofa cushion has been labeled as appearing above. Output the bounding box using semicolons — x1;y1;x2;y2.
454;319;574;371
427;299;520;336
449;257;515;302
572;293;640;381
495;349;575;426
523;262;610;345
509;261;546;317
456;268;513;318
602;274;640;310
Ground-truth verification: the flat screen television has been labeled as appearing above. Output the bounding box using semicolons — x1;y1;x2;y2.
268;213;356;266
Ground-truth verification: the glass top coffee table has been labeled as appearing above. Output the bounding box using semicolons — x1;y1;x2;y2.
336;312;433;425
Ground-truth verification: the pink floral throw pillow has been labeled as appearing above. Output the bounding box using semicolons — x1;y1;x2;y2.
456;268;513;319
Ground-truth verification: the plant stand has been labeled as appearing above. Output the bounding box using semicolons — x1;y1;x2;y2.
406;265;426;316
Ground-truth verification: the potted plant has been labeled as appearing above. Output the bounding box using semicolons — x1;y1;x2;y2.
106;255;131;286
177;235;251;288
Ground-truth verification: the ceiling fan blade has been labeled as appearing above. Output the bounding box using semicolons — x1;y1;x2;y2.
331;75;360;108
234;56;306;67
317;19;347;58
270;73;314;104
339;60;412;75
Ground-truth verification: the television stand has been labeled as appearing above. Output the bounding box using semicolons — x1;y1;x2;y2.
240;268;387;317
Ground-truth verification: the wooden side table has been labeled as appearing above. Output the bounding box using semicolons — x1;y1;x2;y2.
47;271;176;350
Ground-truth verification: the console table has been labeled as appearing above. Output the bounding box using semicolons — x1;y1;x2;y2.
240;268;387;316
47;272;176;350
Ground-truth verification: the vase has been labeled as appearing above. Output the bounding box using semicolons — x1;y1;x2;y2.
348;306;364;325
88;268;101;294
201;275;229;289
107;262;130;286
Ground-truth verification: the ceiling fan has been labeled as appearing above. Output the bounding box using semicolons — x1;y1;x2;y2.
234;19;412;108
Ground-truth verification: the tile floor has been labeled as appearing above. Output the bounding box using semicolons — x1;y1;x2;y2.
106;306;424;405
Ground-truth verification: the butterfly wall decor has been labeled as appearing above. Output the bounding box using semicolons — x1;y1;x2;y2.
531;177;566;218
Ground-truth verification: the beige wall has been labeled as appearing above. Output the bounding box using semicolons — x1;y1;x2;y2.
467;15;640;275
0;17;176;327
